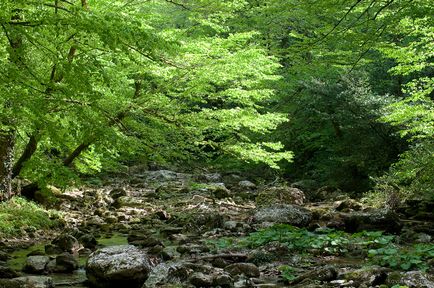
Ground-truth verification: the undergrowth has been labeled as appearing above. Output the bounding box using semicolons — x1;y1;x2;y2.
0;197;62;237
208;224;434;272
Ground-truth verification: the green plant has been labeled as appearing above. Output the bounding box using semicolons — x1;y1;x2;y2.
368;243;434;271
0;197;62;237
279;265;297;282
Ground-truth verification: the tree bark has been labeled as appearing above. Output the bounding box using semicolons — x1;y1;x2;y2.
0;131;15;201
12;133;38;178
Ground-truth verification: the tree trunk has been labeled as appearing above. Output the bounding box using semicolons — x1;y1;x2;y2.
0;131;15;201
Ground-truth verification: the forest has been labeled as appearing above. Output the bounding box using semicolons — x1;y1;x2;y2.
0;0;433;287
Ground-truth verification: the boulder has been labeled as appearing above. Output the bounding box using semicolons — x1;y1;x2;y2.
256;187;306;206
46;253;78;273
52;234;80;253
254;204;312;227
86;245;151;288
342;209;402;233
23;255;50;274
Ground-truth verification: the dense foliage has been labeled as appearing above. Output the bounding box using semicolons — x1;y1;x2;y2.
0;0;432;202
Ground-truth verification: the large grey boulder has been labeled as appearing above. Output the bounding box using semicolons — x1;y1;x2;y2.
342;209;402;233
86;245;151;288
253;204;312;227
23;255;50;274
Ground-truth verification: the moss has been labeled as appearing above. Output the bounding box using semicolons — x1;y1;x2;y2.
7;243;45;271
97;233;129;247
0;197;62;238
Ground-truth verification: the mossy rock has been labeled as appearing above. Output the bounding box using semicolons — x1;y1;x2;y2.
256;186;305;207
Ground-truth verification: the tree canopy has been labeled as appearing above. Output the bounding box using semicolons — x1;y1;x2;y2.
0;0;433;202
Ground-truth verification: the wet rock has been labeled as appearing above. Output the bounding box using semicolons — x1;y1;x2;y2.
0;276;53;288
342;209;402;233
256;186;305;207
52;234;80;253
225;263;260;278
386;271;434;288
23;255;50;274
254;204;312;227
189;272;213;287
51;253;78;273
86;245;151;288
0;265;19;278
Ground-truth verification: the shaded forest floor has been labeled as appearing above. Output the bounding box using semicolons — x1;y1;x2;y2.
0;167;433;287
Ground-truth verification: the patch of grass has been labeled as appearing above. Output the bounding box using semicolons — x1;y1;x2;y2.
0;197;62;237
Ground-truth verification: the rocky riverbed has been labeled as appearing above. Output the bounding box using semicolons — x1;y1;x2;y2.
0;168;433;287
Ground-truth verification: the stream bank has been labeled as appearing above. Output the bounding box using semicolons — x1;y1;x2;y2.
0;168;433;287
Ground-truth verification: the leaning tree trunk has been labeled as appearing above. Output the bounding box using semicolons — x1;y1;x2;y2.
0;131;14;201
